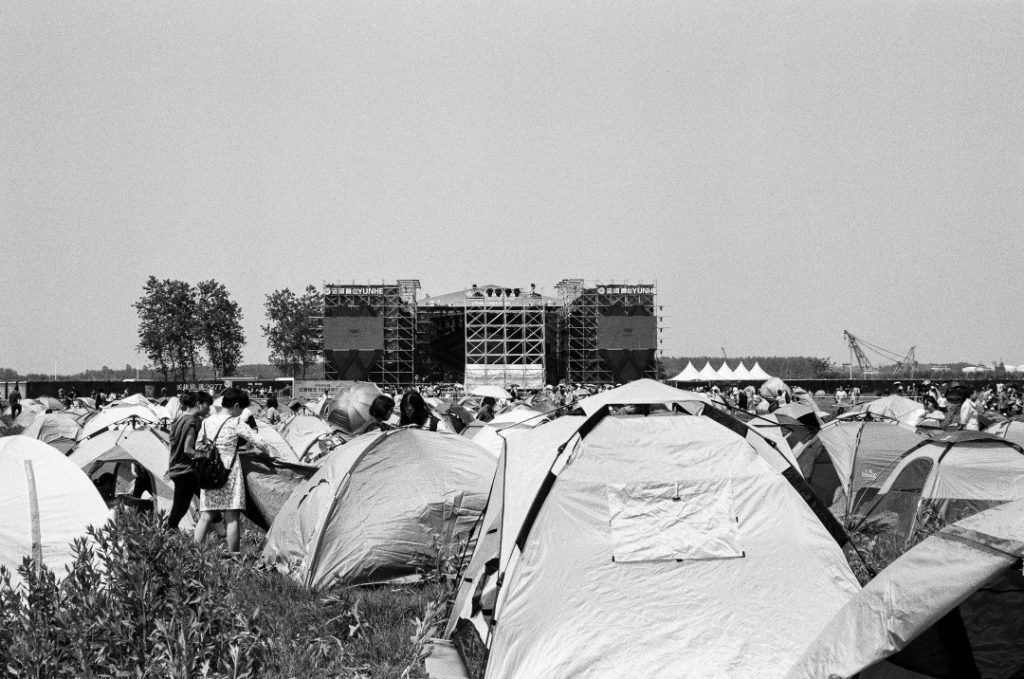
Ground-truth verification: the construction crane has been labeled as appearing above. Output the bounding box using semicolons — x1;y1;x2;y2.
843;330;918;378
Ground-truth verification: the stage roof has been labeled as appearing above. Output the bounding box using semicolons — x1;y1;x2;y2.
420;284;560;308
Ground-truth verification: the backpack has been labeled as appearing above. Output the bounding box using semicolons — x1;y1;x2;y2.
194;417;238;489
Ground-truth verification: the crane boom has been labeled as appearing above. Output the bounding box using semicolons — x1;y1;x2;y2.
844;330;918;377
844;330;873;374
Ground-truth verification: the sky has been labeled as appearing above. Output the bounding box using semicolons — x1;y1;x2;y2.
1;1;1022;374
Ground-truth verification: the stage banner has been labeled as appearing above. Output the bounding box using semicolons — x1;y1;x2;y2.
465;364;545;390
294;380;356;400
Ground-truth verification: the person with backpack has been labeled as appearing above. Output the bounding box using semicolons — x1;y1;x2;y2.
166;391;202;531
193;388;272;555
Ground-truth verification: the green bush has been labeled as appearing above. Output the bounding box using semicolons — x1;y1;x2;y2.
0;509;267;678
0;510;461;678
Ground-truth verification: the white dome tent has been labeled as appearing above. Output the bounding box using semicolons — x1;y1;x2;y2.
0;436;110;587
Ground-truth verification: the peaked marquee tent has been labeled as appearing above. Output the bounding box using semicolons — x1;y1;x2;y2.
668;361;701;382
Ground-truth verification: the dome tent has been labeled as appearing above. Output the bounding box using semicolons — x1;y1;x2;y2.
68;422;185;524
788;499;1024;679
20;411;83;454
263;428;496;588
433;385;859;679
0;436;110;587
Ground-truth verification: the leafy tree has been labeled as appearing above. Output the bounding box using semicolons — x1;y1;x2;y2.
195;280;246;378
134;277;201;382
262;286;322;378
134;276;175;380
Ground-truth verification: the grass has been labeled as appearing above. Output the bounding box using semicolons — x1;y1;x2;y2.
0;510;455;679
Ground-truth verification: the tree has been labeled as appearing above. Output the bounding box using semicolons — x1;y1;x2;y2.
195;280;246;378
134;277;201;382
262;286;322;378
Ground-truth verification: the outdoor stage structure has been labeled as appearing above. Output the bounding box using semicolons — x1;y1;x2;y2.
321;280;660;389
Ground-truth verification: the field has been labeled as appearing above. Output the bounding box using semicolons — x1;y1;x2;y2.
0;510;451;679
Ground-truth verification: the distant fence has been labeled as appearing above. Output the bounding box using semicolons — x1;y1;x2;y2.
1;379;292;400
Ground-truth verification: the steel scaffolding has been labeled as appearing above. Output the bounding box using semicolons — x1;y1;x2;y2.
322;282;418;386
555;280;658;384
464;289;546;388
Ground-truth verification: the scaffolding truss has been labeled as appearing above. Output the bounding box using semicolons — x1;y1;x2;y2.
323;282;418;386
464;293;546;388
556;280;658;384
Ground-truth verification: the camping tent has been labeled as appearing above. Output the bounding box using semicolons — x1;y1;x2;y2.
433;400;859;679
20;412;83;454
278;414;334;461
0;436;110;586
668;361;701;382
986;419;1024;447
844;395;925;426
855;432;1024;549
575;378;710;416
263;428;496;588
787;498;1024;679
78;405;163;440
67;422;186;526
812;419;928;517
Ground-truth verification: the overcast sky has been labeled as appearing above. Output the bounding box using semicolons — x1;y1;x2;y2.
2;1;1022;374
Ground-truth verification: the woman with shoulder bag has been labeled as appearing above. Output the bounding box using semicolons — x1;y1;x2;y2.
193;388;272;554
166;391;201;531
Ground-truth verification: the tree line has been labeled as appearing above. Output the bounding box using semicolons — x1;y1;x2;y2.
132;278;323;381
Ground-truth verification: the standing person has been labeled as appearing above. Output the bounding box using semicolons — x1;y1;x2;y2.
835;386;848;414
850;385;861;406
166;392;201;531
959;388;980;431
193;388;271;554
196;390;213;419
8;387;21;420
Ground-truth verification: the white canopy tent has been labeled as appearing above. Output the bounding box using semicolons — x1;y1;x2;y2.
697;361;719;380
748;362;771;380
715;362;736;380
669;361;701;382
732;362;752;380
